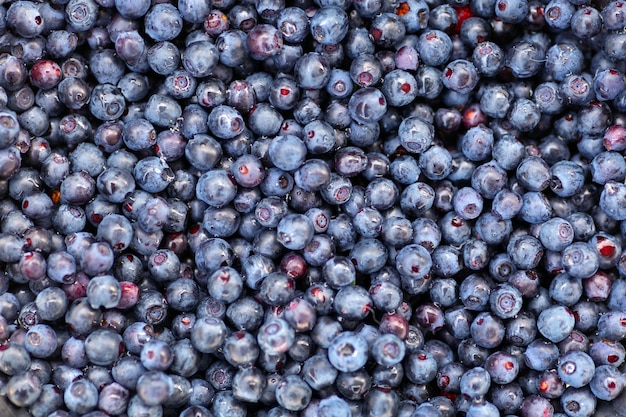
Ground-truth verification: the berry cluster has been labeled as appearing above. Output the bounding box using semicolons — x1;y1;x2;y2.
1;0;626;416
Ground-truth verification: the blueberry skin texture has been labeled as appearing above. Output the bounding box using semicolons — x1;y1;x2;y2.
537;305;575;343
557;350;595;389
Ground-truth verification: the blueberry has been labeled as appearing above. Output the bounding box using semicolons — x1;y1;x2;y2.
310;6;349;45
398;116;434;155
418;30;452;67
276;7;309;43
442;59;479;94
590;365;624;401
86;274;121;309
145;4;183;41
273;374;311;411
182;41;218;78
257;318;295;355
560;73;594;106
6;1;44;39
603;0;626;30
348;87;388;124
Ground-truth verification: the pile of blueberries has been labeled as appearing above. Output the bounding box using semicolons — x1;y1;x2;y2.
5;0;626;416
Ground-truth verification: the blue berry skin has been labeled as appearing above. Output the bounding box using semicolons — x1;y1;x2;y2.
64;378;98;414
97;382;130;416
86;275;121;309
460;366;491;399
520;395;555;417
84;328;123;367
429;245;461;278
507;98;541;132
249;103;284;138
269;77;299;111
348;87;388;124
310;6;349;45
326;331;369;373
491;383;524;414
276;7;309;43
524;339;559;371
485;351;519;385
418;30;453;67
537;305;575;343
601;181;626;220
323;256;356;289
6;1;44;39
591;151;626;185
24;324;58;359
363;178;397;211
495;0;529;23
559;73;594;107
507;234;544;270
257;318;295;356
460;125;494;161
543;0;575;29
333;285;373;321
546;43;584;83
245;23;283;61
570;6;602;39
413;65;444;100
140;340;173;372
207;267;244;304
539;217;574;251
594;69;626;102
442;60;479;94
489;284;523;319
558;351;595;389
182;41;219;78
492;135;524;171
144;3;183;41
603;0;626;30
506;41;544;79
473;42;505;77
274;374;312;412
390;155;421;185
196;169;237;208
491;189;522;220
20;192;53;220
597;310;626;342
550;161;586;197
398;116;434;155
369;12;406;48
326;69;353;100
590;365;624;401
145;93;182;128
590;232;622;269
303;119;335;155
392;0;428;32
560;387;596;417
470;312;505;349
405;350;438;385
294;52;331;90
533;82;564;115
452;186;483;220
136;371;175;407
561;242;599;279
208;105;245;140
381;69;419;107
519;191;553;224
191;317;228;354
469;161;506;200
419;146;453;181
195;78;226;110
395;243;433;283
